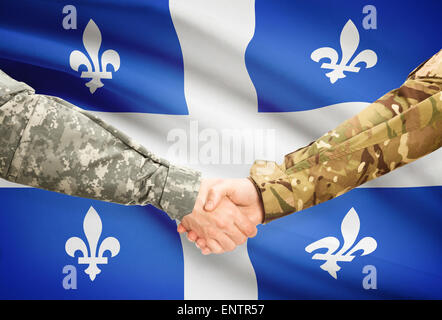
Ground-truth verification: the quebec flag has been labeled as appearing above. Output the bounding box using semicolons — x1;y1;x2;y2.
0;0;441;299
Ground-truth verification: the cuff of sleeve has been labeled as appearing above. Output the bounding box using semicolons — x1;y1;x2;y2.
159;165;201;221
249;160;296;223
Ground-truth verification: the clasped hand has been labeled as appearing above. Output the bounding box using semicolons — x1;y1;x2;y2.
177;178;264;255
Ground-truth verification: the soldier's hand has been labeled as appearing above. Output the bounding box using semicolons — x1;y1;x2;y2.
178;178;263;255
205;178;264;226
177;179;260;254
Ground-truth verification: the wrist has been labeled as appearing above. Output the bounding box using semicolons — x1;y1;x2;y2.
160;165;202;221
246;177;265;225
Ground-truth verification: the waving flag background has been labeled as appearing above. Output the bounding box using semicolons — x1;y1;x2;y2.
0;0;441;299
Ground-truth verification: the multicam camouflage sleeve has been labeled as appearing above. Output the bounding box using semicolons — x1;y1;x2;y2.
0;70;201;221
250;50;442;223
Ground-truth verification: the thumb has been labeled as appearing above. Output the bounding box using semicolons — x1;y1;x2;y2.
204;181;233;211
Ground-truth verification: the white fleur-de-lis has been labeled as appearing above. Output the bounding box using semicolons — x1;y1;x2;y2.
305;208;377;279
69;19;120;94
311;19;377;84
65;206;120;281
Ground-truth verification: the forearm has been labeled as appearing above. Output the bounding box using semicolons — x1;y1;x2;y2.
250;51;442;223
0;70;200;221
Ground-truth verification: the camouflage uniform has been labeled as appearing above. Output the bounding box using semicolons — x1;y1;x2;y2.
250;50;442;223
0;70;201;221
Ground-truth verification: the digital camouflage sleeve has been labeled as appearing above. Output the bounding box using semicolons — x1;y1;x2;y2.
0;70;201;221
250;50;442;223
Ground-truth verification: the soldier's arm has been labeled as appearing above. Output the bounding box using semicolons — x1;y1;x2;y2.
250;50;442;223
0;69;200;221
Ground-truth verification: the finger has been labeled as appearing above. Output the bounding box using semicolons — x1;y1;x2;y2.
195;239;209;253
196;238;207;248
219;204;255;241
205;182;233;211
196;244;211;256
213;232;237;253
187;230;198;242
206;239;224;254
180;216;191;231
177;224;187;233
234;212;258;238
196;239;211;254
198;245;211;254
193;179;221;211
224;224;248;245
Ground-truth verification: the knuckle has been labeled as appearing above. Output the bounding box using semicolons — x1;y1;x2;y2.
209;242;221;254
244;225;254;236
208;186;219;196
225;210;235;219
238;235;247;245
206;227;218;238
215;217;227;229
226;243;236;252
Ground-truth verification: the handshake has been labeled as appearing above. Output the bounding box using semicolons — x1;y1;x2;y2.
177;178;264;255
